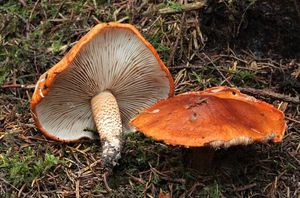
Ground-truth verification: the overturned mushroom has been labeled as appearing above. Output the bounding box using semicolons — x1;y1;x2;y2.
130;86;286;168
30;23;174;167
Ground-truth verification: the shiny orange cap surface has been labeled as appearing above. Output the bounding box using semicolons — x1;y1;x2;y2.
130;86;286;147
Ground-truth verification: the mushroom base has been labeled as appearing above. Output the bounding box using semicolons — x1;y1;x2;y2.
91;91;123;168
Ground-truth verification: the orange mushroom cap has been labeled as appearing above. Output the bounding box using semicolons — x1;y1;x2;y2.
30;22;174;142
130;86;286;148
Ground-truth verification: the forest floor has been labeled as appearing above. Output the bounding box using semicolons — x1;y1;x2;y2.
0;0;299;197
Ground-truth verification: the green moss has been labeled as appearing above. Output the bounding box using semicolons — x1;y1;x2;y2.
169;2;183;12
198;181;222;198
229;69;256;85
0;66;9;85
0;147;64;187
146;34;170;62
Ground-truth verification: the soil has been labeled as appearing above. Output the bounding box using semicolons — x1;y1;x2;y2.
0;0;299;197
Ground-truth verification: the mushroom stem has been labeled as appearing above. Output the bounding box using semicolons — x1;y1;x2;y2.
91;90;122;168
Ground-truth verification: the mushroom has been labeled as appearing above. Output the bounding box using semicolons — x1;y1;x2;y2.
130;86;286;169
30;23;174;167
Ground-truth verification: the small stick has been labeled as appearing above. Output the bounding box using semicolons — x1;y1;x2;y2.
75;180;80;198
103;171;112;192
144;1;206;15
286;117;300;124
235;183;257;192
203;53;234;86
167;13;186;66
126;173;146;184
1;84;35;90
168;64;204;70
159;1;206;15
239;87;300;104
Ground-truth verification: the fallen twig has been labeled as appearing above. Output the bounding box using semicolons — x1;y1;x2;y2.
203;53;234;86
75;180;80;198
126;173;146;184
239;87;300;104
167;13;186;66
103;171;112;192
144;1;206;15
235;183;257;192
286;117;300;124
1;84;35;90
